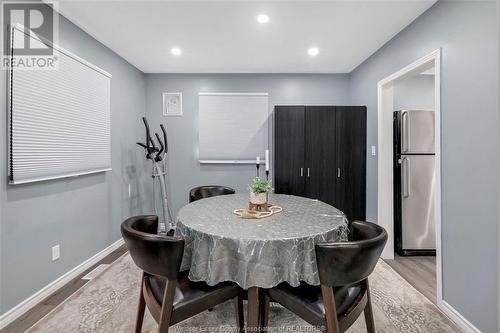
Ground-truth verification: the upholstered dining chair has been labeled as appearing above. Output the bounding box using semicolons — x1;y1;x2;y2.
189;185;235;203
121;215;244;333
261;221;387;333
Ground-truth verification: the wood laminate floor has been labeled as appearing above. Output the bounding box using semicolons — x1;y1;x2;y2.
1;245;128;333
384;255;437;304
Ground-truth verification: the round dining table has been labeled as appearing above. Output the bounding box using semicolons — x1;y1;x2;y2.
175;193;349;330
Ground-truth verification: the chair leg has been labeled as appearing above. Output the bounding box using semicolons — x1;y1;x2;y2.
157;279;177;333
260;293;270;331
135;275;146;333
247;287;260;332
320;285;341;333
364;280;375;333
234;295;245;333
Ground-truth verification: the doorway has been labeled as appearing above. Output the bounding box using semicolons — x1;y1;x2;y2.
376;50;442;304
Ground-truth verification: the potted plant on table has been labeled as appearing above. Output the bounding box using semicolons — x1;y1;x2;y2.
248;177;273;205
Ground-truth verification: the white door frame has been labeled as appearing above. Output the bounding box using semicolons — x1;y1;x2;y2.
377;49;442;302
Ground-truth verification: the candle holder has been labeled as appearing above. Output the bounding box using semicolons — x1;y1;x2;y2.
265;170;270;203
256;164;260;178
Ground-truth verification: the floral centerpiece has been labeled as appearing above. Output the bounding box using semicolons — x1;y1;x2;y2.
248;177;273;205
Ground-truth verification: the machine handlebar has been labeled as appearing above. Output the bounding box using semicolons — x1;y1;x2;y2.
155;132;164;161
138;117;168;161
142;117;157;159
160;124;168;155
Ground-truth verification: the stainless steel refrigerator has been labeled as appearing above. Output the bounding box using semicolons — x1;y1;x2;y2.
394;110;436;256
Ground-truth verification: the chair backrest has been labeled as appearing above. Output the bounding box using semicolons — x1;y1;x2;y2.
121;215;185;279
189;185;235;203
315;221;387;287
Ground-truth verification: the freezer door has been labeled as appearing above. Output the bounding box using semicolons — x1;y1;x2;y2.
401;155;436;250
400;111;435;154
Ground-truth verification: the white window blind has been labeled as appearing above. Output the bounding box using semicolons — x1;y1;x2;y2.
198;93;269;163
8;26;112;184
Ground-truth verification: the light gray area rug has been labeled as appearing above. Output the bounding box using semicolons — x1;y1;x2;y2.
26;254;461;333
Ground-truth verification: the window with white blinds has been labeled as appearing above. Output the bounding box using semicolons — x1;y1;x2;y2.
8;26;112;184
198;93;269;163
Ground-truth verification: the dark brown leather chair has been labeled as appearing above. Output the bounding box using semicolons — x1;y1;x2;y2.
121;215;244;333
262;221;387;333
189;185;235;203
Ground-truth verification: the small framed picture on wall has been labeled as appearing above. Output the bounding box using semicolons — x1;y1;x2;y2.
162;92;183;116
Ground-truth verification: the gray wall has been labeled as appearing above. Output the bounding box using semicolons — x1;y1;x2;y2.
0;8;148;313
349;1;498;332
145;74;351;215
393;74;435;111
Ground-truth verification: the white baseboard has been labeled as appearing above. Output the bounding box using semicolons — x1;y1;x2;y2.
438;299;482;333
0;238;125;329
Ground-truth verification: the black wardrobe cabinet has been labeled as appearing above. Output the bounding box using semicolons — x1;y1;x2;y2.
274;105;367;222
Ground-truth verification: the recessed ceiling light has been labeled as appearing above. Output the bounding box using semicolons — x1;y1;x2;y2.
171;47;182;56
256;14;270;24
308;47;319;57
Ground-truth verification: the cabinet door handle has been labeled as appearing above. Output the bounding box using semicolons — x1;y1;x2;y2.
307;168;310;177
300;167;303;177
337;167;341;178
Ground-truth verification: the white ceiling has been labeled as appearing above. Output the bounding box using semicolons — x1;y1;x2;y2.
55;0;436;73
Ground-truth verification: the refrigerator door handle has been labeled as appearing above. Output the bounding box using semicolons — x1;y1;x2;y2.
402;111;409;153
402;157;410;198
